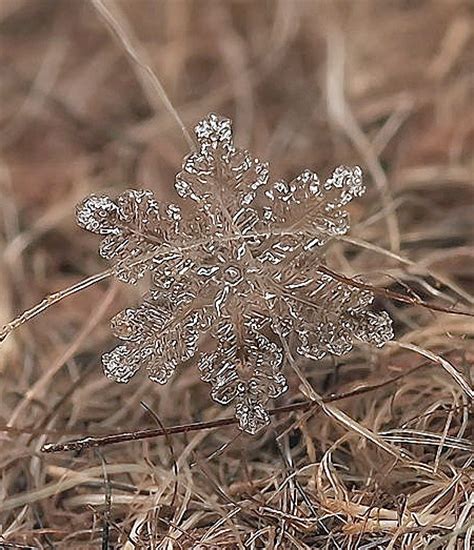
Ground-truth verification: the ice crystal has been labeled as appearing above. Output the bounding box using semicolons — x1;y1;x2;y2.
76;113;393;434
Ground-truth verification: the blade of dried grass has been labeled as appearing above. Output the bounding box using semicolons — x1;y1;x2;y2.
326;24;400;252
0;463;150;513
90;0;195;150
394;342;473;400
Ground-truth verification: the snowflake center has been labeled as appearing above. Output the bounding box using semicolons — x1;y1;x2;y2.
222;264;244;286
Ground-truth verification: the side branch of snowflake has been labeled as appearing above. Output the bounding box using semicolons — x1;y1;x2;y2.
76;113;393;434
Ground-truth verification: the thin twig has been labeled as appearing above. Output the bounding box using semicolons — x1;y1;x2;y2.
317;265;472;318
40;360;430;453
0;268;113;343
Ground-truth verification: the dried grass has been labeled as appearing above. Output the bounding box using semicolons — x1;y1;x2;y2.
0;1;473;548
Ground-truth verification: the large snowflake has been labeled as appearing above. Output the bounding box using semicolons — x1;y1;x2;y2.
76;113;393;434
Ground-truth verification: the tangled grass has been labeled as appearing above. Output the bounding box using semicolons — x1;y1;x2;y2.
0;1;472;548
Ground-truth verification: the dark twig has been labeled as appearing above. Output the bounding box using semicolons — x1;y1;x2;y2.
40;360;430;453
317;265;473;317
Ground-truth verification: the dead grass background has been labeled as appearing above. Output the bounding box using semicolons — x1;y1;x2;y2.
0;0;473;548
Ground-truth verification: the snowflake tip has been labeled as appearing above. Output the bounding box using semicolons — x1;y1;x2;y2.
194;113;234;151
235;398;271;435
76;194;118;235
102;345;140;383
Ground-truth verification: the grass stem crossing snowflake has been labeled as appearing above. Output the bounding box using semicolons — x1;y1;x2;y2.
76;113;393;434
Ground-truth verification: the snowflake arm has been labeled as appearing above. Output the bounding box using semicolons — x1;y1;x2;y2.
76;189;182;284
198;318;287;434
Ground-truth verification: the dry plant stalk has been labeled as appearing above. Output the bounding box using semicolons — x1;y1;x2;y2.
74;113;394;434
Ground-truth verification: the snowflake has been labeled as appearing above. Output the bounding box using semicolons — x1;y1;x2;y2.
76;113;393;434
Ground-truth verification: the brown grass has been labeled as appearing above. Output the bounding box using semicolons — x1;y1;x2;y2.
0;1;473;548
